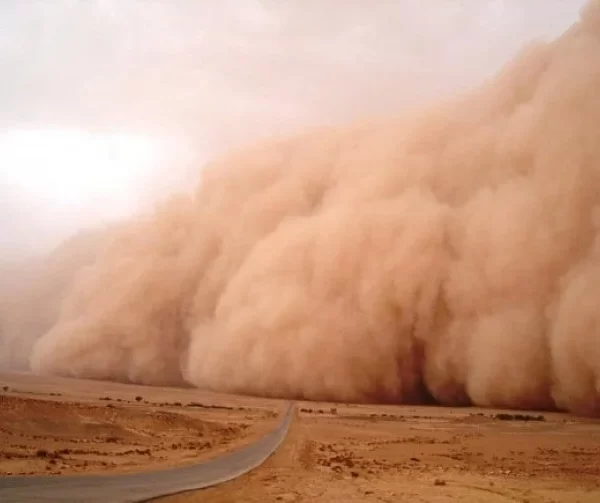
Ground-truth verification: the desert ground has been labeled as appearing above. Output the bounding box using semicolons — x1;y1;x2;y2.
1;372;599;502
0;371;280;477
163;404;600;503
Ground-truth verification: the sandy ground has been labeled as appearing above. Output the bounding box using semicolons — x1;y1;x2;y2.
2;372;599;502
0;372;280;476
162;403;600;503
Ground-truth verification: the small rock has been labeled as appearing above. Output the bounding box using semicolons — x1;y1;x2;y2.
275;494;296;502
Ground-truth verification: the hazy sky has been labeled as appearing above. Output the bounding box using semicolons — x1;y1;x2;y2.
0;0;588;259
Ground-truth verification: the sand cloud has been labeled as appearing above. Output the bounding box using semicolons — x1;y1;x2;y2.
2;1;600;416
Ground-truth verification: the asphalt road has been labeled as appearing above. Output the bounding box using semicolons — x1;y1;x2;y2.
0;402;294;503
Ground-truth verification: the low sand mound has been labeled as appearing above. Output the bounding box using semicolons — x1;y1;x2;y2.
0;395;249;476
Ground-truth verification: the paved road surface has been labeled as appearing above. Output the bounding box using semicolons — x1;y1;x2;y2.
0;403;294;502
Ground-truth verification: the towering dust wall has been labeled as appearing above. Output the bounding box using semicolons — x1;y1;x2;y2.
8;2;600;415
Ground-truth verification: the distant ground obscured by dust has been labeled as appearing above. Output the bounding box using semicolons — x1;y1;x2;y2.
0;372;279;476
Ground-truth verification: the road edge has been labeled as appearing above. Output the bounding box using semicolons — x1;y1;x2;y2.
0;402;295;503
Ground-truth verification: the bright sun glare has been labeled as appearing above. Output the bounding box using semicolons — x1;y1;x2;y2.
0;129;163;214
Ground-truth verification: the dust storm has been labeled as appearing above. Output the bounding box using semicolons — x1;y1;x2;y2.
3;1;600;416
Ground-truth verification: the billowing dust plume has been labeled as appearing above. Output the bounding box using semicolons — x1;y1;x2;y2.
0;229;109;369
13;2;600;415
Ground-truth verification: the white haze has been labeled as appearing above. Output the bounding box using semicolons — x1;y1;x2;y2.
0;1;585;257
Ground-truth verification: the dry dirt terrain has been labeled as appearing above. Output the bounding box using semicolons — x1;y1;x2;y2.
162;403;600;503
1;372;600;502
0;372;280;477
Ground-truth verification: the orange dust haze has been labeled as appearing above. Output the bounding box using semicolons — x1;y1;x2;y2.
3;1;600;416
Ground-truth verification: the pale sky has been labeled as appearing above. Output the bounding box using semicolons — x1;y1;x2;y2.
0;0;588;259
